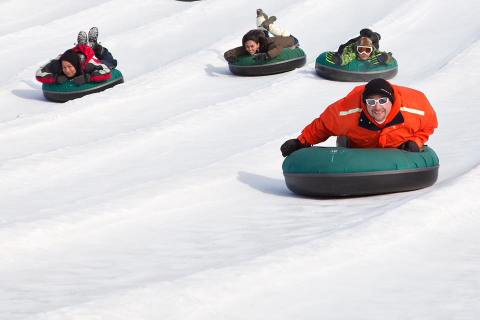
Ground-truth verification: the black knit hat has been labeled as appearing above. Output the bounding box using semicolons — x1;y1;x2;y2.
60;49;80;76
242;29;263;45
363;78;394;103
359;28;381;50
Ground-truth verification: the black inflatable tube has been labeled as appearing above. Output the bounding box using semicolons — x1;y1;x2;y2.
284;166;439;197
315;63;398;82
43;76;124;103
229;56;306;76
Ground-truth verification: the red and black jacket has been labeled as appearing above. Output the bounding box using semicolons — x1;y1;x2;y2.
36;44;112;84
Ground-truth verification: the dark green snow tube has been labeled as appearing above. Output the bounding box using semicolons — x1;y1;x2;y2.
228;47;306;76
42;69;124;103
315;51;398;82
282;146;439;197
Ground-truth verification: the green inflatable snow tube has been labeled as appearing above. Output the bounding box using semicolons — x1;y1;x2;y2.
282;146;439;197
228;47;306;76
315;51;398;82
42;69;124;102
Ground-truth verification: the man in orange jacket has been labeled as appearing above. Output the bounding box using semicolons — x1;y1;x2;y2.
281;78;438;157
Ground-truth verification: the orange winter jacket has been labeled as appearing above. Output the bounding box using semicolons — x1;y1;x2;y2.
298;84;438;149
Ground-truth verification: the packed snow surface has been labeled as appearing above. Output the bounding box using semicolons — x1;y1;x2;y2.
1;0;480;319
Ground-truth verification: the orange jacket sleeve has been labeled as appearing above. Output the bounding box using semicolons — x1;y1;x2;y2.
297;98;346;145
409;92;438;148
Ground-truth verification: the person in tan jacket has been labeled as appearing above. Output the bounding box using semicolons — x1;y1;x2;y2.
224;9;299;63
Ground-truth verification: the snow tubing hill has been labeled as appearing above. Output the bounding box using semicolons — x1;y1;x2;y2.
42;69;124;103
228;48;306;76
315;51;398;82
282;146;439;197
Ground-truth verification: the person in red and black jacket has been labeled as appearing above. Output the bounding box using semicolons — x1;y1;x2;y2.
36;27;117;85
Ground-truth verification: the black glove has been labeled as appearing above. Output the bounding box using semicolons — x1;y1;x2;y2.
377;52;390;64
332;52;342;65
73;74;90;86
56;75;68;84
337;43;346;55
253;52;269;62
225;55;238;63
400;140;420;152
280;139;307;157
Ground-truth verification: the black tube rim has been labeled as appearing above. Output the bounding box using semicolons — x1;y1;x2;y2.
283;166;439;197
315;63;398;81
229;56;306;76
284;166;438;178
43;77;124;102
